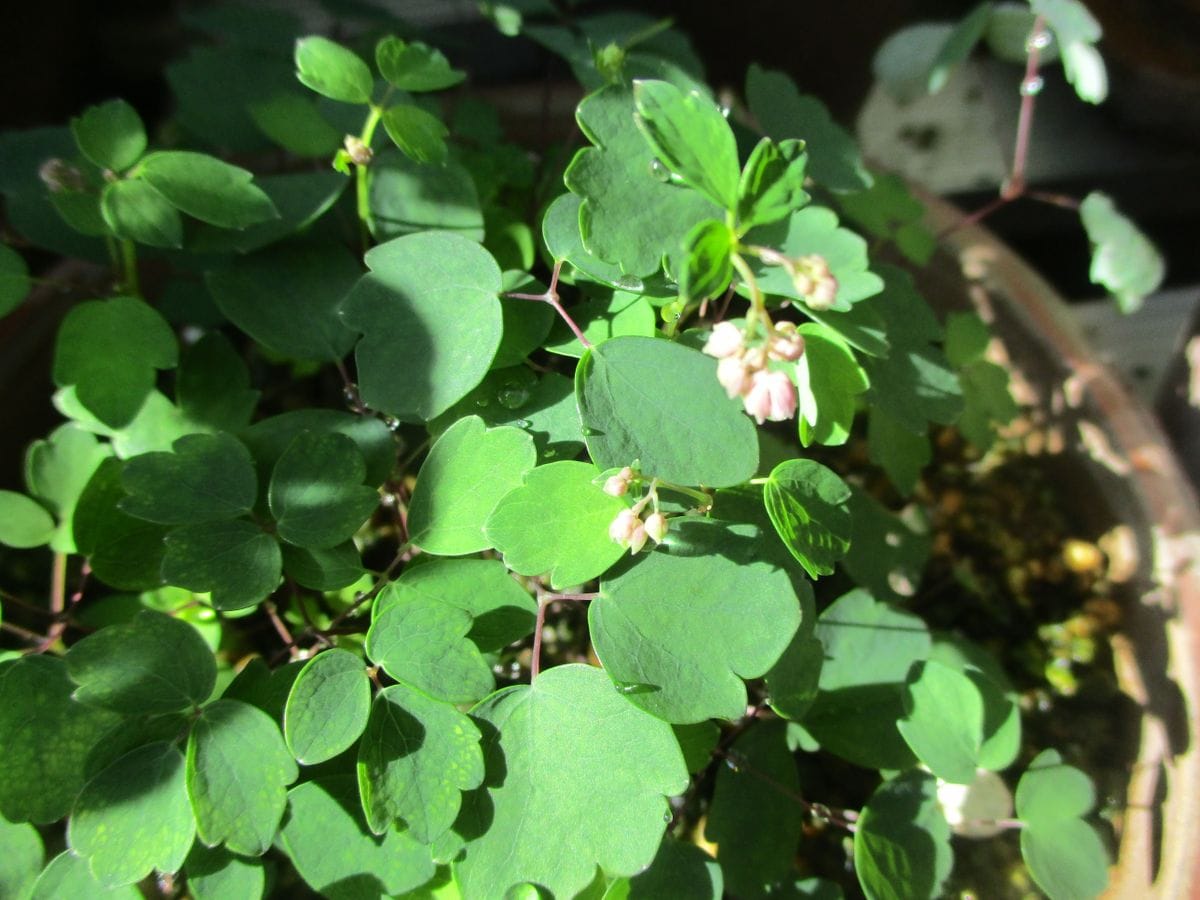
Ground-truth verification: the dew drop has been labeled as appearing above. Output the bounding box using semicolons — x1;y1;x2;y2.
514;418;533;429
581;425;601;436
497;384;530;409
648;158;671;182
1020;75;1044;96
1027;30;1053;50
663;810;672;823
615;274;644;292
614;680;656;695
474;396;490;408
542;448;557;458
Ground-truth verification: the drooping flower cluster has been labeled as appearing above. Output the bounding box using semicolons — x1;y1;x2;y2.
604;468;669;555
755;249;839;311
703;321;801;425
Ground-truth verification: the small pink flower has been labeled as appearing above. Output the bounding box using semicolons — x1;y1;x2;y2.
627;521;649;554
703;321;744;359
603;465;635;497
744;370;797;423
768;323;805;361
807;275;838;311
717;356;754;398
644;512;669;544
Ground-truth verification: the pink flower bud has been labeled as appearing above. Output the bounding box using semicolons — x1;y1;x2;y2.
603;475;628;497
608;508;640;545
768;323;805;362
703;321;744;359
762;369;797;421
742;373;774;424
628;521;649;554
717;356;755;398
806;276;838;311
790;271;813;298
644;512;669;544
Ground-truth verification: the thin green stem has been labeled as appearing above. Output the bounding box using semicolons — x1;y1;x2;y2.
354;99;389;249
120;240;140;297
654;478;713;510
730;252;768;335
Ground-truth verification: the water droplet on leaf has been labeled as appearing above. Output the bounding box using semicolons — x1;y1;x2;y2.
648;158;670;182
474;396;490;408
497;383;530;409
1020;75;1044;96
542;448;557;458
615;274;644;292
614;680;656;695
514;418;533;428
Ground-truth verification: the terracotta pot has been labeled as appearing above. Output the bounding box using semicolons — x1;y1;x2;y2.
919;191;1200;898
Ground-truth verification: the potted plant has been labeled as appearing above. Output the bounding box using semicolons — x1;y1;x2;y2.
0;2;1188;898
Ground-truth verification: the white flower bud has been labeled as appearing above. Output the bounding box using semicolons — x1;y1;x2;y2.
603;475;628;497
344;135;373;166
763;369;797;422
644;512;669;544
717;355;755;398
703;321;744;359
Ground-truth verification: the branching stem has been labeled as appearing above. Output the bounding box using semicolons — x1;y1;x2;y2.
503;260;592;349
530;589;598;681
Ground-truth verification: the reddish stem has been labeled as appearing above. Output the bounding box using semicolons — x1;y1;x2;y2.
530;589;599;681
503;260;593;350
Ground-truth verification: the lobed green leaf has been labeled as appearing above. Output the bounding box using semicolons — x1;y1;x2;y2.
283;648;372;765
376;36;466;92
119;432;257;525
854;770;953;900
269;431;378;550
763;458;853;579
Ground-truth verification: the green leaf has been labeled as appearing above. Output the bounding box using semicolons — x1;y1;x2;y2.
186;698;298;856
0;243;31;317
680;218;735;303
743;206;883;310
382;104;449;165
269;431;378;549
56;386;192;460
368;151;484;242
673;721;720;774
53;296;178;428
283;648;371;765
0;814;42;900
100;179;183;248
1014;753;1112;900
867;405;932;496
606;837;723;900
368;592;494;703
929;635;1020;771
24;424;112;553
207;242;360;361
0;491;54;548
794;323;869;446
162;520;281;610
247;91;342;156
837;173;934;266
854;771;953;900
192;170;347;254
564;84;722;277
294;36;374;104
957;360;1019;451
763;459;853;579
841;488;930;605
281;541;365;591
737;137;810;231
340;232;503;421
239;410;396;490
278;774;436;899
486;460;628;589
897;660;984;784
372;557;536;656
376;36;466;92
800;590;930;770
68;742;195;887
860;267;963;432
0;655;121;824
746;65;872;192
71;99;147;171
30;852;140;900
66;609;216;714
1031;0;1107;103
576;336;759;488
184;844;266;900
83;713;192;780
592;519;805;723
357;683;484;842
119;432;257;524
73;457;170;591
137;151;278;229
453;665;688;898
1079;191;1165;313
544;290;657;359
764;628;824;721
407;416;536;555
540;192;673;297
177;333;259;433
633;79;740;209
705;721;804;899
